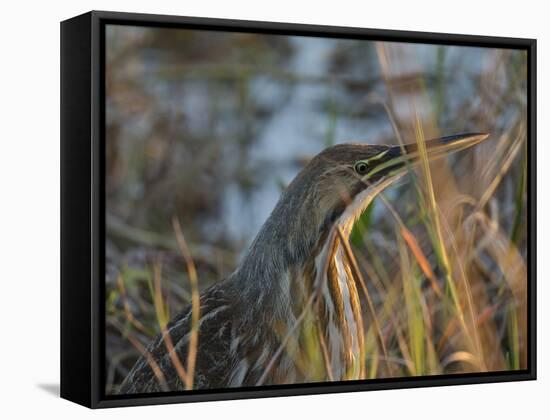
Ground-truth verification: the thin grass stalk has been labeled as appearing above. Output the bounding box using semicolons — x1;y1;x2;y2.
510;139;527;246
116;274;149;335
507;303;520;370
398;234;426;375
152;262;189;386
317;323;335;381
172;217;201;390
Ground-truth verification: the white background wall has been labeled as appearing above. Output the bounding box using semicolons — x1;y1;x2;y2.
1;0;546;418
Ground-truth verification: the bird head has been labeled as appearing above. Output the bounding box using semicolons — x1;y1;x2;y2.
286;132;489;237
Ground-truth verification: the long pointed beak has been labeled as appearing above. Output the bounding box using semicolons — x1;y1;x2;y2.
365;132;489;181
390;132;489;159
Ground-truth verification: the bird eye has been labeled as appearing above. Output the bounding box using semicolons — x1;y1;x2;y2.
354;161;369;175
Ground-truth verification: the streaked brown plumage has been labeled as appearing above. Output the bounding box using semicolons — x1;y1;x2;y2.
119;133;488;394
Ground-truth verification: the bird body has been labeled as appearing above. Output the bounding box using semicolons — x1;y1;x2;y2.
119;133;488;394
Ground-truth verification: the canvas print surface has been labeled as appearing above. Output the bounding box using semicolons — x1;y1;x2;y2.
104;24;528;395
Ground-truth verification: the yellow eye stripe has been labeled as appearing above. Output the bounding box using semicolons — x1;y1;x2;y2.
354;149;391;173
364;149;390;164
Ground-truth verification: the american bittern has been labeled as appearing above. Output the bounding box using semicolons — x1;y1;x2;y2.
119;132;488;393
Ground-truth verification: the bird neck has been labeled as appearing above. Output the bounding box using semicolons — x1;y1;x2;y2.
237;173;393;283
235;183;322;295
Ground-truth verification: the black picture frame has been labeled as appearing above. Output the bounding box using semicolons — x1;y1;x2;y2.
60;10;537;409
